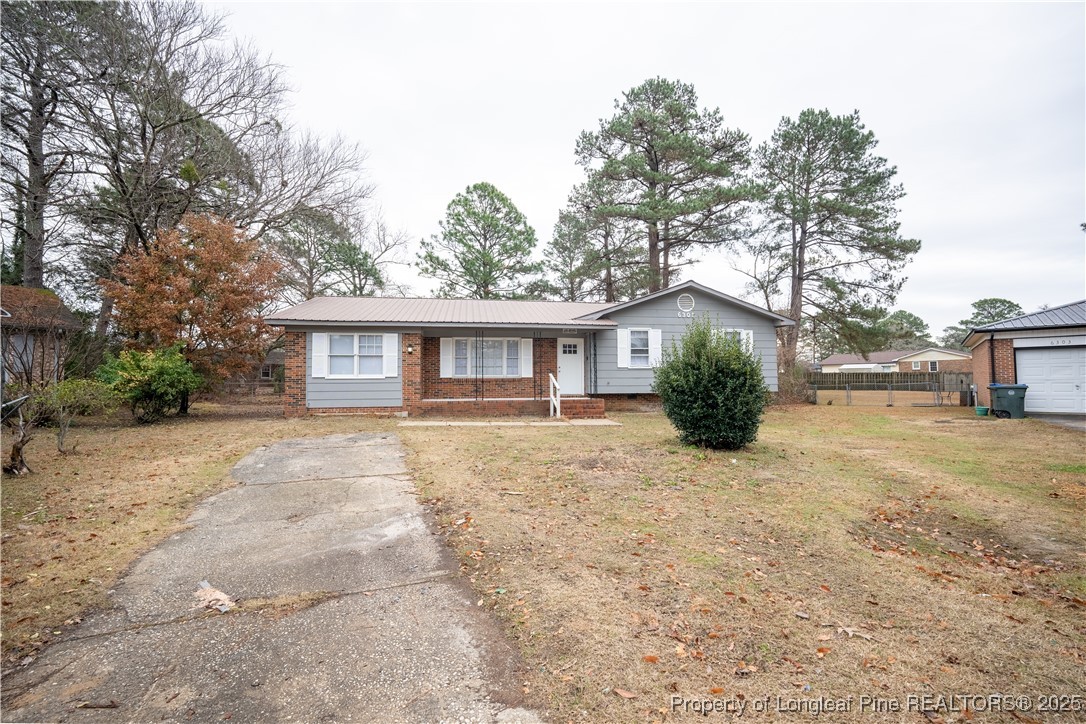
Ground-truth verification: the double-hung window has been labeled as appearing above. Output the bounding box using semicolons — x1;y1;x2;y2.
444;338;527;377
928;360;939;372
911;361;921;371
328;333;384;377
629;330;650;368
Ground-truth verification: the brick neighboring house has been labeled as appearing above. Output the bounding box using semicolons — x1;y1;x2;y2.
819;348;972;374
1;286;84;385
964;300;1086;413
266;280;796;419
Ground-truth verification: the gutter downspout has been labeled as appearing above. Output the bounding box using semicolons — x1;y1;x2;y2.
988;333;996;384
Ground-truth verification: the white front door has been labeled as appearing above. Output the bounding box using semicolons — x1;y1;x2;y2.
557;338;584;395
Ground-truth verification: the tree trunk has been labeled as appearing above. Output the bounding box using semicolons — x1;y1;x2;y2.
95;293;114;336
783;224;807;369
647;222;661;293
602;225;615;302
21;37;48;289
179;389;189;415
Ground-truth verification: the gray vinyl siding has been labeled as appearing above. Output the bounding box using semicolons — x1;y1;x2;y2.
305;329;403;408
592;289;782;393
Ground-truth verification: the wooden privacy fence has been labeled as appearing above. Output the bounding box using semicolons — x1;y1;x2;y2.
804;371;976;407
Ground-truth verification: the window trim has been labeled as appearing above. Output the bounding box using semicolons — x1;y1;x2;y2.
928;360;939;372
326;333;386;379
448;337;523;378
628;328;651;369
911;361;921;371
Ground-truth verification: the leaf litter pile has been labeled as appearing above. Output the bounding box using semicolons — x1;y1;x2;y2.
402;406;1085;721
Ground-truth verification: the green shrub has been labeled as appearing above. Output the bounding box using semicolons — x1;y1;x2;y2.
652;317;768;450
97;345;202;423
45;378;120;451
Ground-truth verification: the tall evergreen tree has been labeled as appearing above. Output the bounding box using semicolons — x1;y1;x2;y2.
576;78;753;292
742;109;921;368
418;182;540;299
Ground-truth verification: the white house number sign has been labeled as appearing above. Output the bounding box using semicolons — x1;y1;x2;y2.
677;293;696;318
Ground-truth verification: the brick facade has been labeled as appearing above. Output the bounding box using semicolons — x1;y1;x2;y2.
420;336;557;401
283;330;307;418
900;358;972;374
278;332;597;417
971;338;1016;407
590;393;662;411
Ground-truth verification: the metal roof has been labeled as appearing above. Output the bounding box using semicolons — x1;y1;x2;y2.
971;300;1086;332
266;296;618;328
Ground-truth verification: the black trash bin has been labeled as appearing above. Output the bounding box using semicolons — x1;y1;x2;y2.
988;384;1028;419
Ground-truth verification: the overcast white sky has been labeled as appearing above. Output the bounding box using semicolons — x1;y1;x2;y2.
214;1;1085;337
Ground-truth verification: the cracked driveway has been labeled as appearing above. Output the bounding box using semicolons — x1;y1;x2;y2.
2;432;537;723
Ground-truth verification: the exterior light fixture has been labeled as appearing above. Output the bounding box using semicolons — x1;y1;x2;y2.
406;343;415;354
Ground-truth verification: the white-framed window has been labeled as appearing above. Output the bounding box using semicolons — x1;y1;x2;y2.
260;365;273;379
328;333;383;377
911;361;921;370
928;360;939;372
311;332;398;379
717;328;755;349
629;329;651;368
617;328;662;369
881;365;894;372
441;338;532;378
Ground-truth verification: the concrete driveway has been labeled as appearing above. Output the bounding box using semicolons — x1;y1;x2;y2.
2;432;538;722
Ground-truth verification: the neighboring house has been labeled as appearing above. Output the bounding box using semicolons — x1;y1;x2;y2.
265;280;795;418
964;300;1086;414
0;285;84;385
260;349;285;384
819;348;972;374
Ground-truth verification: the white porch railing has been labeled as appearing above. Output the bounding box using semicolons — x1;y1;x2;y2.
549;373;561;417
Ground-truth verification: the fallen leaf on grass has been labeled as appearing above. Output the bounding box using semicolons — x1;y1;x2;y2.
710;687;725;695
734;662;758;676
642;655;659;663
838;626;875;641
815;647;832;658
614;688;638;699
794;611;810;619
819;584;832;593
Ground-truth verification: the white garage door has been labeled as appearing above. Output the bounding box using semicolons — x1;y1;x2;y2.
1016;347;1086;414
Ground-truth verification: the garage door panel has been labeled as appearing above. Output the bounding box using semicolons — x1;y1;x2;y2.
1016;347;1085;414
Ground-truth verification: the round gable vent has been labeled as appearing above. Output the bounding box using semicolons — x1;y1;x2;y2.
677;293;695;312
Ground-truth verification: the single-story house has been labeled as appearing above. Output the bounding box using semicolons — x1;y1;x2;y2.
964;300;1086;414
265;280;795;418
819;348;972;374
1;285;84;386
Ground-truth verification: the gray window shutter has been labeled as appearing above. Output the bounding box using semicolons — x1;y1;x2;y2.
439;338;453;377
649;329;663;367
520;338;533;378
617;329;630;369
311;333;328;378
382;333;398;377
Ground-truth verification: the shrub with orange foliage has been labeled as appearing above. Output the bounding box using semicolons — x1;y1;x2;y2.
103;214;281;382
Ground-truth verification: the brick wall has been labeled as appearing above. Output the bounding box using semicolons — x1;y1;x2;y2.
421;337;557;400
283;330;307;417
410;399;551;417
901;358;972;374
591;393;662;411
971;338;1016;407
402;332;422;409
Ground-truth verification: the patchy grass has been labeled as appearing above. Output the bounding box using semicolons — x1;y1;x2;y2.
1;397;390;664
400;406;1086;721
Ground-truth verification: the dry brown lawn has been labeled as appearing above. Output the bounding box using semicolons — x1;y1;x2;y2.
399;406;1086;722
3;401;1084;722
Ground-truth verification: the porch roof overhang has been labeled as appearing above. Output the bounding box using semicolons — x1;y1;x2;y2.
267;320;616;332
